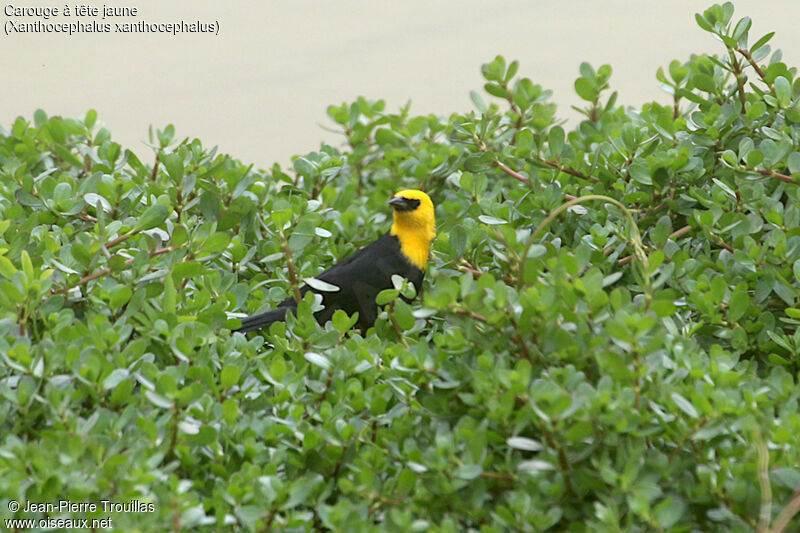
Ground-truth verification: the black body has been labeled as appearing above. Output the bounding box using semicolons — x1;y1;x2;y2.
235;232;424;333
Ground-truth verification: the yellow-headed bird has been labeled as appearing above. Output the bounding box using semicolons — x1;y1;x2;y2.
235;189;435;333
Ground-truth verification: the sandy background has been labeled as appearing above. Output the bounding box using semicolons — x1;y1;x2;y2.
2;1;798;169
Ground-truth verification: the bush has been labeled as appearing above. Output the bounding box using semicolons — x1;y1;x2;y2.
2;2;800;531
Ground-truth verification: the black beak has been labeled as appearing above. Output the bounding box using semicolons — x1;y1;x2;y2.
388;196;420;212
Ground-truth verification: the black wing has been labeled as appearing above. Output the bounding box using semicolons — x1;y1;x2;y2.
237;232;424;332
288;232;424;329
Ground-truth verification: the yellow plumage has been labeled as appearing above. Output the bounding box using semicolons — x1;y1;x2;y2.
389;189;436;270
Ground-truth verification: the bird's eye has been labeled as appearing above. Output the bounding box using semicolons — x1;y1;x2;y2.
389;196;421;211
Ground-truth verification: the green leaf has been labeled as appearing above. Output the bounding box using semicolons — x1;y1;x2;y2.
574;77;597;102
518;460;556;473
579;62;595;79
375;128;401;145
304;277;340;292
53;182;72;209
331;310;358;333
732;17;751;42
304;352;330;370
135;204;170;231
110;286;133;310
548;126;565;158
84;192;112;212
173;261;203;280
314;224;333;239
270;357;287;380
455;464;482;480
484;83;510;99
655;497;686;529
201;232;231;254
651;216;673;247
163;274;176;314
376;289;399;306
463;152;494;173
110;380;133;406
450;225;467;259
220;365;241;389
693;73;716;93
527;244;546;258
728;286;750;322
103;368;130;389
669;60;688;84
516;128;534;156
478;215;507;225
0;256;17;279
746;150;764;167
15;189;42;208
504;60;519;83
20;250;33;281
469;90;487;112
163;153;184;182
695;13;713;31
671;392;699;418
84;109;97;128
393;299;415;330
293;156;316;177
751;31;774;52
507;437;543;451
775;77;792;107
788;152;800;175
145;390;173;409
222;398;239;424
565;421;594;442
17;376;34;407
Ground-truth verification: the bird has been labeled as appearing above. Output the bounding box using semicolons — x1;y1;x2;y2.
235;189;436;333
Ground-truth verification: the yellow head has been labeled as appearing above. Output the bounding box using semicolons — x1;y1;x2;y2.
388;189;436;270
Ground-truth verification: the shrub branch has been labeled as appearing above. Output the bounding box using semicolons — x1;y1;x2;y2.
53;246;174;295
743;166;795;184
736;47;767;81
535;157;600;183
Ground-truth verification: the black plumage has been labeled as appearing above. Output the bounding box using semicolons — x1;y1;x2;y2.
235;232;424;333
235;190;435;334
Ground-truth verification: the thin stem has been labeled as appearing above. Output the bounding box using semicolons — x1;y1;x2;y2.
281;240;303;303
673;91;681;120
495;160;530;184
457;259;517;285
78;212;98;223
508;315;532;362
729;49;748;112
522;195;647;283
476;138;579;201
53;246;174;295
536;157;600;183
773;491;800;533
667;417;709;462
615;224;693;265
105;231;134;249
450;306;488;323
150;152;160;182
541;425;574;497
756;430;772;533
736;47;767;81
496;159;578;201
388;301;409;349
743;166;795;185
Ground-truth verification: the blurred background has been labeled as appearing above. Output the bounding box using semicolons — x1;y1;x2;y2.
3;0;798;169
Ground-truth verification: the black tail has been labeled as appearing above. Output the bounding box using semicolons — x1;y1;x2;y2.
234;307;293;333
